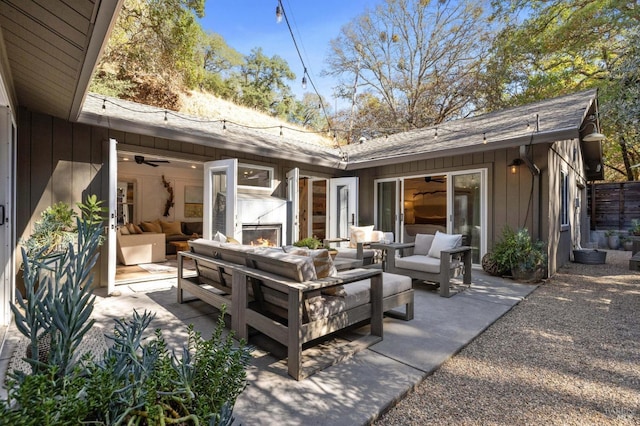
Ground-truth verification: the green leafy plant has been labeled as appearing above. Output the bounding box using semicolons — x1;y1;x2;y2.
489;227;547;274
3;196;250;425
294;236;323;249
630;219;640;236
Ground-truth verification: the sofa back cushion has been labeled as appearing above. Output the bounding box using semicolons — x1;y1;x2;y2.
309;249;338;278
160;220;184;236
182;221;203;236
248;251;317;282
427;231;462;259
140;220;162;233
413;234;435;255
188;238;222;257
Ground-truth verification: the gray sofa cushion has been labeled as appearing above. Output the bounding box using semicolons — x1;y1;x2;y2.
395;255;442;274
248;250;317;282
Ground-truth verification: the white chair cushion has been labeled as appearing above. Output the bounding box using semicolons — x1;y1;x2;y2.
414;234;435;255
427;231;462;259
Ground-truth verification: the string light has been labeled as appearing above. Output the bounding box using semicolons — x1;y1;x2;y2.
102;99;106;110
279;125;283;136
223;119;227;132
434;127;438;140
164;111;168;122
483;133;487;144
275;4;283;23
301;68;307;90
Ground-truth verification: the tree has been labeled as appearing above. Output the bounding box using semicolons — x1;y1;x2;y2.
325;0;492;134
92;0;206;108
485;0;640;180
199;31;244;96
235;48;296;117
287;93;330;130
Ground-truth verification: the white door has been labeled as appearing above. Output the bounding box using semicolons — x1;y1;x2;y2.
203;159;239;241
104;138;117;295
328;177;359;241
0;105;15;326
286;168;299;244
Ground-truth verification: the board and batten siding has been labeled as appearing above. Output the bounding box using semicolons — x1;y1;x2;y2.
357;145;550;255
16;108;109;286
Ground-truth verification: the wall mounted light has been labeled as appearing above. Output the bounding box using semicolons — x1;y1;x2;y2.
509;158;524;174
581;121;606;142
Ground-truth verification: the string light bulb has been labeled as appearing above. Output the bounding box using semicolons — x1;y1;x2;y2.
164;111;168;122
102;99;106;110
434;127;438;140
483;133;487;144
301;68;308;90
279;125;283;136
223;119;227;132
275;4;282;23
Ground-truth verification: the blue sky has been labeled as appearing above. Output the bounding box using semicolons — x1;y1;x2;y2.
200;0;382;110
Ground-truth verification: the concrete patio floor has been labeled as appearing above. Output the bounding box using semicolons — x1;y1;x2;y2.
0;269;536;425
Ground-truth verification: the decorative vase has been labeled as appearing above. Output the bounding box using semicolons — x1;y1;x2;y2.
608;235;620;250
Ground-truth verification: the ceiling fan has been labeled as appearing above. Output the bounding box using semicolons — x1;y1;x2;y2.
424;176;446;183
134;155;170;167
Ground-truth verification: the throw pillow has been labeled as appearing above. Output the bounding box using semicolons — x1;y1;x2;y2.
119;225;130;235
140;220;162;233
132;223;144;234
349;225;374;248
160;220;183;236
226;236;241;244
308;249;337;279
414;234;435;255
427;231;462;259
213;231;227;242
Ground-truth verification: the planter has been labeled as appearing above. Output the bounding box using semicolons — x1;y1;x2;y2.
573;249;607;264
623;241;634;251
607;235;620;250
511;264;545;283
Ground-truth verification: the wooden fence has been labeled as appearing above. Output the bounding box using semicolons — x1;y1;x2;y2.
588;181;640;230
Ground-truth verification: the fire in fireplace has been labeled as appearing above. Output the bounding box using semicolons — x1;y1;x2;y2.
242;224;282;247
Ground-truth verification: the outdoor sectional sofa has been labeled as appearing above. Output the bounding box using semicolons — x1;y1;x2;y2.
177;239;414;380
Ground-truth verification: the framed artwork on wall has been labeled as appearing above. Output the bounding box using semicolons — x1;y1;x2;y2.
184;186;203;218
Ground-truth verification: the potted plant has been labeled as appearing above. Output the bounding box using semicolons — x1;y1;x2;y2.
621;236;634;251
605;230;620;249
489;227;547;283
630;219;640;236
294;236;323;250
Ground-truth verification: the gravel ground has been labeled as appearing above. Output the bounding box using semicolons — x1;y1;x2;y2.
376;250;640;426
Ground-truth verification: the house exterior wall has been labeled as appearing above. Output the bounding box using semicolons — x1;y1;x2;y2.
356;144;550;256
546;138;586;274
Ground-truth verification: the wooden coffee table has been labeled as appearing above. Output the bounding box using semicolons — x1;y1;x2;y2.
169;241;191;253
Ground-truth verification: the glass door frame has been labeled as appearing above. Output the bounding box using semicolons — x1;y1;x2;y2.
374;168;487;263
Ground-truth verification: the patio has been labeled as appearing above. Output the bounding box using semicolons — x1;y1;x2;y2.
0;267;535;425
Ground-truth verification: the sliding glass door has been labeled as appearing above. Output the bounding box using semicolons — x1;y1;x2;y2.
375;169;486;264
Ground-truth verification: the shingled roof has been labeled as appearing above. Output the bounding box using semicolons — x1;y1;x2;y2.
79;90;600;174
342;89;599;169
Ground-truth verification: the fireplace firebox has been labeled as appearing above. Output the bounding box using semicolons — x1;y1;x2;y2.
242;224;282;247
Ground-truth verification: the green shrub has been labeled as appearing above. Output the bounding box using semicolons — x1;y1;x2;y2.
3;197;249;425
490;227;547;274
293;236;323;249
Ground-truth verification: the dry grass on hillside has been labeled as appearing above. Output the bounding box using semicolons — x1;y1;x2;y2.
179;91;334;147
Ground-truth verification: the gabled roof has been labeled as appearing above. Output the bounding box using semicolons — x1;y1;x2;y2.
80;90;602;178
0;0;122;121
343;89;600;170
79;93;345;169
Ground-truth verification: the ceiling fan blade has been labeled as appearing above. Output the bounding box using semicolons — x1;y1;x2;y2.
144;161;159;167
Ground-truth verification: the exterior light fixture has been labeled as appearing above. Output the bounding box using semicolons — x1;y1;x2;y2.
276;4;283;23
581;121;606;142
508;158;524;174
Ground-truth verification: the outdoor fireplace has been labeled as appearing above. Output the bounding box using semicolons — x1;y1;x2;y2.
242;224;282;247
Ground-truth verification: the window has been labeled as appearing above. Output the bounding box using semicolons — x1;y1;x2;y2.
561;171;569;226
237;164;273;189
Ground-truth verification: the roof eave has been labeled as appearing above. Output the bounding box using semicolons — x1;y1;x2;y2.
68;0;124;121
78;111;345;169
344;127;580;170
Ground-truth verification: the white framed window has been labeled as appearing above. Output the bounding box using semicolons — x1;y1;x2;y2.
237;164;273;190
